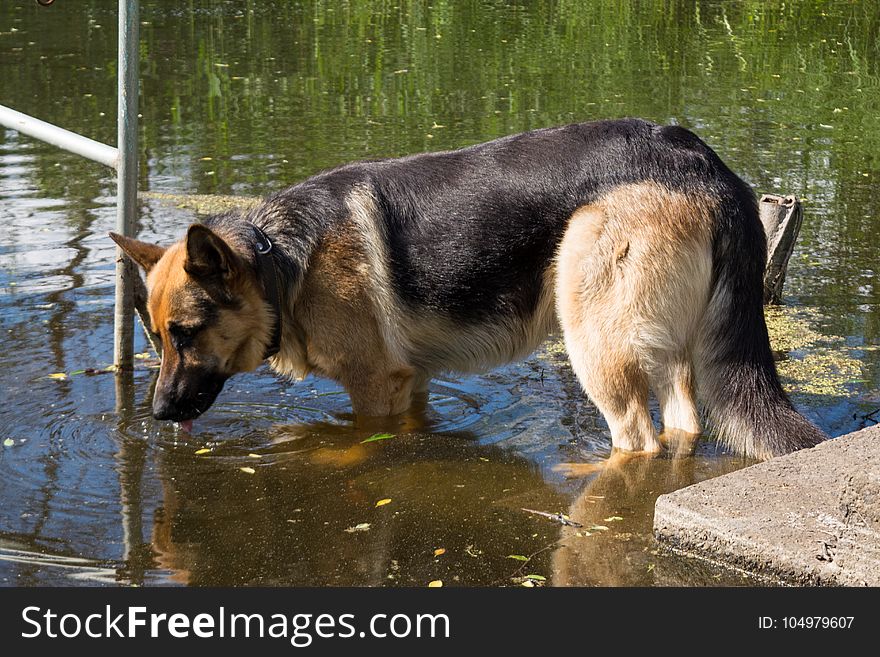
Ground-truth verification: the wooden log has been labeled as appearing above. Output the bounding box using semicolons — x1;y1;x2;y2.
760;193;803;305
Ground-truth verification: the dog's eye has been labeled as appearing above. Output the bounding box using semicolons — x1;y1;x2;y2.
168;323;202;351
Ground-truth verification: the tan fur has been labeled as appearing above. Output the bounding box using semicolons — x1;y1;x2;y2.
288;213;414;417
347;188;409;366
400;265;558;376
145;241;273;378
554;182;714;453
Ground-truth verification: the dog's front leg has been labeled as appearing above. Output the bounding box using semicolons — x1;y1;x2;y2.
344;365;416;417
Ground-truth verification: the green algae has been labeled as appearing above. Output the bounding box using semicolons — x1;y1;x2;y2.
141;191;260;215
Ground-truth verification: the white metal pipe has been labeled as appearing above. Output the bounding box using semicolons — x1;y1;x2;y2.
0;103;118;169
113;0;140;369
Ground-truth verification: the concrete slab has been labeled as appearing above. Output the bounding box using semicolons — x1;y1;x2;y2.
654;426;880;586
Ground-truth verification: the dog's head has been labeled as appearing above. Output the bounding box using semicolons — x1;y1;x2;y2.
110;225;274;423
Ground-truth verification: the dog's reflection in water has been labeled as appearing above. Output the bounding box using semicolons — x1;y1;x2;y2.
148;419;568;586
143;399;753;586
551;445;751;586
307;393;436;468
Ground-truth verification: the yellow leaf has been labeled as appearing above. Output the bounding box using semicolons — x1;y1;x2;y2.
375;498;392;507
603;516;624;522
194;448;211;455
134;352;152;359
433;548;446;557
48;373;67;380
240;467;256;474
521;580;535;587
248;453;261;458
428;580;443;588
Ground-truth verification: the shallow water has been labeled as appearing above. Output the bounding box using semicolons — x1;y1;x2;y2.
2;0;880;586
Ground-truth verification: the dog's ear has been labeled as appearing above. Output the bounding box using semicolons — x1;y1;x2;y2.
109;232;167;272
183;224;241;287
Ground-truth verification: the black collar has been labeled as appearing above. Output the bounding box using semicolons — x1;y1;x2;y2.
250;223;282;360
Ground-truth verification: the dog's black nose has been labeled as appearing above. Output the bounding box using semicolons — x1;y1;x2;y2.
152;397;193;422
152;368;229;422
152;402;175;421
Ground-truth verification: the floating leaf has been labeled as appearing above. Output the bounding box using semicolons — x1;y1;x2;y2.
361;433;395;444
588;525;610;532
239;466;256;475
134;352;152;360
428;580;443;588
603;516;624;522
2;438;14;448
48;373;67;380
525;574;546;581
345;523;371;533
507;554;529;562
433;548;446;557
247;453;261;458
465;545;482;557
194;448;211;455
375;498;392;507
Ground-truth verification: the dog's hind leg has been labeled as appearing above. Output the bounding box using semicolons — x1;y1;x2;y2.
555;205;661;456
649;355;702;457
556;184;716;467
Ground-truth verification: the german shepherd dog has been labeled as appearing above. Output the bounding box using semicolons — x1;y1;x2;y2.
111;118;827;460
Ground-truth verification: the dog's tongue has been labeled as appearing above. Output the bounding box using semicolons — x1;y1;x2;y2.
179;419;194;433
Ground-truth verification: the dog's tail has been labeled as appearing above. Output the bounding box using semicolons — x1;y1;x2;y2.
697;192;827;459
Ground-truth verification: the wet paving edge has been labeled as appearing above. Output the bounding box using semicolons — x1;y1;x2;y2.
654;426;880;586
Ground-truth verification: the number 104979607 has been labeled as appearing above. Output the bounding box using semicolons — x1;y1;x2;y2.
760;617;855;629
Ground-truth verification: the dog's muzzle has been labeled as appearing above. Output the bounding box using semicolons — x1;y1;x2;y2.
152;367;229;422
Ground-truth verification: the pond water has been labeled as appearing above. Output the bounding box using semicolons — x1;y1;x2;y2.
2;0;880;586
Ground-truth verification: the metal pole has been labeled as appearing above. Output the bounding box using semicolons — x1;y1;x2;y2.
0;104;118;168
114;0;140;369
